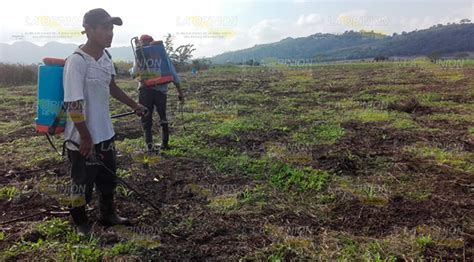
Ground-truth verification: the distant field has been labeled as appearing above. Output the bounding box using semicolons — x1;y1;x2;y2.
0;60;473;260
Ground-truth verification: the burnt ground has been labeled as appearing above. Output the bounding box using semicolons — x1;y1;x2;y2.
0;63;473;260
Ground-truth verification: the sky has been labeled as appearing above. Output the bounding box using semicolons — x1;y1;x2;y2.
0;0;472;58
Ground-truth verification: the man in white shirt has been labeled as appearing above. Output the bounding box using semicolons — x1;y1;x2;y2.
64;8;146;236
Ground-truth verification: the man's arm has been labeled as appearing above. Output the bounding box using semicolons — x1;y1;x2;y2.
109;76;146;116
170;62;184;102
63;54;91;156
66;100;93;157
175;83;184;102
130;61;139;79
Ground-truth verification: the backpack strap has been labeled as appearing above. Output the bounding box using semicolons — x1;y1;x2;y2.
72;51;86;60
104;49;118;76
47;103;67;135
104;49;112;59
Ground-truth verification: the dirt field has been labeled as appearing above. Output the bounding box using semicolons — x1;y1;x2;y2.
0;60;473;261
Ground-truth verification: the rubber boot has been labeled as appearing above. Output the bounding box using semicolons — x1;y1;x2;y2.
70;205;91;236
99;193;130;226
160;123;170;150
144;128;154;153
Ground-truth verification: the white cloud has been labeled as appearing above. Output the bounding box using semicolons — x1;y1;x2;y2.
297;13;323;26
1;0;472;58
248;19;286;44
0;0;221;47
337;9;368;19
399;15;468;32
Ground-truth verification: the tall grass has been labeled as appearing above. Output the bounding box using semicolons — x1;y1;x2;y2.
0;63;37;86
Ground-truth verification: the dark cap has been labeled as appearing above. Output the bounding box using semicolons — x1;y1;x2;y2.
82;8;122;29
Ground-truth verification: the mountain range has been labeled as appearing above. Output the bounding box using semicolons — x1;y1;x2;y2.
0;23;472;64
211;23;474;63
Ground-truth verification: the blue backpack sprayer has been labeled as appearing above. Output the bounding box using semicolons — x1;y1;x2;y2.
130;37;177;86
130;36;186;132
32;52;161;215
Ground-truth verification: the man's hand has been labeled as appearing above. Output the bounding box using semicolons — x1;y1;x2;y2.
66;101;93;157
175;83;185;103
133;103;148;117
80;134;93;157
